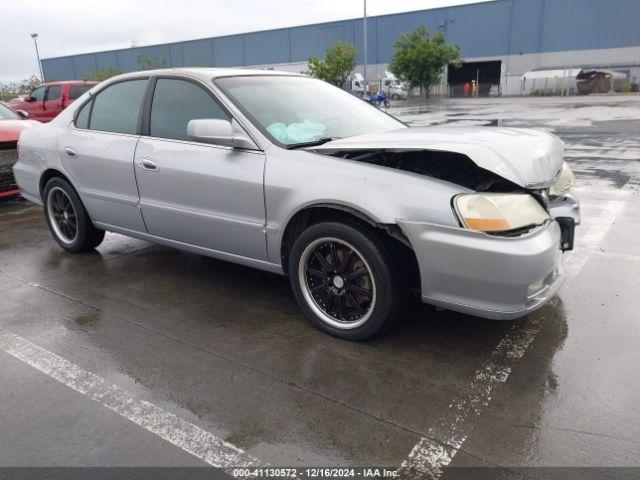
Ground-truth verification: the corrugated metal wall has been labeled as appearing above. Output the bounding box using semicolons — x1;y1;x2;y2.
42;0;640;81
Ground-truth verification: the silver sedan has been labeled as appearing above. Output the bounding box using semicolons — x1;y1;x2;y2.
14;68;580;340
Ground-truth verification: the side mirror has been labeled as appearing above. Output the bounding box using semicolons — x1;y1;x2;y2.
187;119;257;150
24;96;34;103
15;110;29;119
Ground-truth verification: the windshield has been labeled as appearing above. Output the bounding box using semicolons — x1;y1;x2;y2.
0;103;20;120
215;75;405;147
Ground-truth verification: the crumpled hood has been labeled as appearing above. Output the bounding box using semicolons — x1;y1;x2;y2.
313;126;565;188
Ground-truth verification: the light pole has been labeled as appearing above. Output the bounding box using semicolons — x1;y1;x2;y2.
31;33;44;81
363;0;367;96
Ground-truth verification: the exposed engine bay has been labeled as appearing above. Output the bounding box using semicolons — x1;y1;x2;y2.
325;149;555;237
328;149;525;193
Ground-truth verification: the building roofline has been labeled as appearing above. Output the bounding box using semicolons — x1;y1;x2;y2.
42;0;498;61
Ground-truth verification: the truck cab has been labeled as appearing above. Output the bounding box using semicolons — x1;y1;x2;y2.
10;81;96;123
350;73;366;95
381;72;409;100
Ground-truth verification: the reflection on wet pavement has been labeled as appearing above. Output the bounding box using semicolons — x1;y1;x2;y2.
0;95;639;469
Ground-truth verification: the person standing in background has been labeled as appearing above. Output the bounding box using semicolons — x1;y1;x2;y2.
463;82;470;97
471;80;477;98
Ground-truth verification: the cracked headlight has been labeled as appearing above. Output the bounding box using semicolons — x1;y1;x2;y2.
454;193;550;233
549;162;575;197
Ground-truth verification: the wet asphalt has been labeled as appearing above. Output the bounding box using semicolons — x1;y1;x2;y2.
0;95;639;474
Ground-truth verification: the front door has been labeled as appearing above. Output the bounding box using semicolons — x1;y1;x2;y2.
60;78;148;232
24;86;46;121
134;77;267;260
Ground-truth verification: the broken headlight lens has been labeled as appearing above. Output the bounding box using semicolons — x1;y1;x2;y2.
549;162;575;197
454;193;550;233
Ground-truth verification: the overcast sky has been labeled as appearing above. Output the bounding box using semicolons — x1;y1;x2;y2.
0;0;489;83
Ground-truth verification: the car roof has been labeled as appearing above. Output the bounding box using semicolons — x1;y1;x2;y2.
109;67;303;83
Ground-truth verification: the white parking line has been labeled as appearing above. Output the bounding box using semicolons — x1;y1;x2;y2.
1;178;635;474
399;315;544;478
0;328;260;470
399;182;634;478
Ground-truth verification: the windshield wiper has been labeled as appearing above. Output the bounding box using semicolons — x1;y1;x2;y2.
285;137;340;149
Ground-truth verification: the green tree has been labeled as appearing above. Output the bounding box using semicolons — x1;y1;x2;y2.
83;67;122;82
137;55;168;70
308;40;358;88
0;75;55;100
18;75;42;93
389;26;461;97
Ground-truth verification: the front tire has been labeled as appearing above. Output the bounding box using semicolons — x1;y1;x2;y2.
43;177;105;252
288;221;405;341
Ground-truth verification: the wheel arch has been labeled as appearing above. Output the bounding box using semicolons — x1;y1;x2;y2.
39;168;75;198
279;203;421;292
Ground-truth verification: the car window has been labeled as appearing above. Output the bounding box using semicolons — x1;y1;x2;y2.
46;85;62;101
30;87;46;101
0;102;20;120
150;78;229;141
69;84;92;100
75;99;92;129
89;79;148;134
215;76;404;147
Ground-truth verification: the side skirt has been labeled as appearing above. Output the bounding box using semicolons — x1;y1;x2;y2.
93;222;286;276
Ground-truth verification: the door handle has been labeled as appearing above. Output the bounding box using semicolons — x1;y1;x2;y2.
64;147;77;158
138;158;158;171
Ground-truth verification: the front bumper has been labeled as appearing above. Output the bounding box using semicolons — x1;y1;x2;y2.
398;219;565;320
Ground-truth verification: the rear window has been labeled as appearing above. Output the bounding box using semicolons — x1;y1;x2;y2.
89;79;148;135
69;84;92;100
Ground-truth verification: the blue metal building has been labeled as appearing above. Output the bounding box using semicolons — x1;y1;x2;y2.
42;0;640;95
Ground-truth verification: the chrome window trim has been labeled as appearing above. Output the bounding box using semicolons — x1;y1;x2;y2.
138;133;264;154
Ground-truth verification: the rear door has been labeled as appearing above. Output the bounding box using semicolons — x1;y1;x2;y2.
59;78;149;232
42;84;63;121
134;77;267;260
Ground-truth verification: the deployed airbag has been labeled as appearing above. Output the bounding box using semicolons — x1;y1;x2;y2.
267;121;326;145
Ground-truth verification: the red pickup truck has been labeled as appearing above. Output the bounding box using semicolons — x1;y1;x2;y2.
10;81;96;123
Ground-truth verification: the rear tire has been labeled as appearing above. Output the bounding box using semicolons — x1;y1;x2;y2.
43;177;105;253
288;221;406;341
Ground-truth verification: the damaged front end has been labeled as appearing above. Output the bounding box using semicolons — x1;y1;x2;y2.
319;147;579;251
333;149;519;193
311;128;580;320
